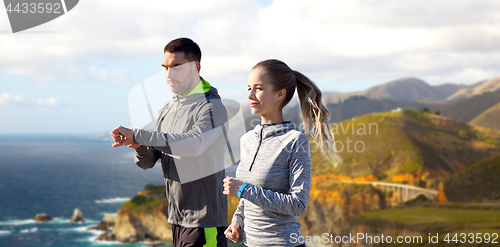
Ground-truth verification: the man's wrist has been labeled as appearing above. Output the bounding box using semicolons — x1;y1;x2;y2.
132;128;139;144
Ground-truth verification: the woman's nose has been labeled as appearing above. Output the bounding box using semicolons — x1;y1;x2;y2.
248;89;255;100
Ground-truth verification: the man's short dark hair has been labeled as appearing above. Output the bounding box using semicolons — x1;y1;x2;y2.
164;38;202;62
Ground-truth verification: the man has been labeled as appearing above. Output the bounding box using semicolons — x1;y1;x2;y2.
111;37;228;247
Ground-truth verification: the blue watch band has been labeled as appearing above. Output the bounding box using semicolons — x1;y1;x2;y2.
237;182;249;198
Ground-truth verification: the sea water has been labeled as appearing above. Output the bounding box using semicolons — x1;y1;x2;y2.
0;134;239;247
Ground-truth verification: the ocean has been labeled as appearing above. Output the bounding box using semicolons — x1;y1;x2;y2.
0;134;238;247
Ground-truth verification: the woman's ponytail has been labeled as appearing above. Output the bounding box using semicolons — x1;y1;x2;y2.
294;70;342;165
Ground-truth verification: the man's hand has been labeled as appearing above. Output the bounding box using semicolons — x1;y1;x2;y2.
223;177;244;197
224;221;241;243
110;126;135;147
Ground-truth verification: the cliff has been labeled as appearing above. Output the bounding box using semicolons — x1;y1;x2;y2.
96;184;172;243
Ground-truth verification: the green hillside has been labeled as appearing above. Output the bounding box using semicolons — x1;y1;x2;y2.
440;89;500;123
444;154;500;203
311;110;500;186
469;102;500;131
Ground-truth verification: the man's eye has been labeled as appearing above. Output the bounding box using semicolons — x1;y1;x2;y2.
173;66;181;71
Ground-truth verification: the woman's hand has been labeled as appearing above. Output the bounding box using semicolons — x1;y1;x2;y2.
224;221;241;243
223;177;244;196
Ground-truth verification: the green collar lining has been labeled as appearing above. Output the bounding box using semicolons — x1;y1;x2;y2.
186;76;211;96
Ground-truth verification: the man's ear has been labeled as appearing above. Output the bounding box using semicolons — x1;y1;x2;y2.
195;61;201;73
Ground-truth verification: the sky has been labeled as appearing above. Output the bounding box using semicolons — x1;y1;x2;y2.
1;0;500;134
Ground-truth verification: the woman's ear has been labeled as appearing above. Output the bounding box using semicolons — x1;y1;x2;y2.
277;88;286;102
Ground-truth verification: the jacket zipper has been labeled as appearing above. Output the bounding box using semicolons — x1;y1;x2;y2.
166;98;180;222
249;127;264;171
170;97;181;132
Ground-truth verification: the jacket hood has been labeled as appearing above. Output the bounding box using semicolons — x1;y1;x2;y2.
252;121;299;140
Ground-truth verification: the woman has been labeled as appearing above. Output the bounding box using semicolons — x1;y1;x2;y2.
223;59;340;246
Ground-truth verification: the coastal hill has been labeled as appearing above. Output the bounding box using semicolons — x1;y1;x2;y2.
312;110;500;187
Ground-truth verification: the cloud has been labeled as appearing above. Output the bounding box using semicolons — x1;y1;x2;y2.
37;97;58;107
0;92;26;106
88;66;130;84
0;0;500;87
424;68;500;85
0;92;60;108
295;0;500;28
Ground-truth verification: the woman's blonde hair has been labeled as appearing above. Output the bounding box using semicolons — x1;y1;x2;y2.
253;59;342;165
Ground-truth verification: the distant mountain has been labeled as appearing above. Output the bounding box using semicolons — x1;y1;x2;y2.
327;96;441;123
440;89;500;123
469;102;500;131
432;83;468;102
311;110;500;184
446;77;500;102
327;77;466;103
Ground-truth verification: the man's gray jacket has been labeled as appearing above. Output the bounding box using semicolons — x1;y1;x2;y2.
132;82;228;228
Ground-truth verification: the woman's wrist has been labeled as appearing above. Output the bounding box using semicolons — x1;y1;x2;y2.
237;182;249;198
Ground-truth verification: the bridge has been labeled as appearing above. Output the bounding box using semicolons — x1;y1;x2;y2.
334;180;439;203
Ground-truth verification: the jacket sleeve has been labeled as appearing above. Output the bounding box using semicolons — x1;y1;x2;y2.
231;199;245;229
133;145;161;169
240;135;312;216
132;99;227;157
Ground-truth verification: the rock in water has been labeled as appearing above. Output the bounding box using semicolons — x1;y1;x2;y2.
70;208;85;223
90;214;116;231
34;213;53;222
